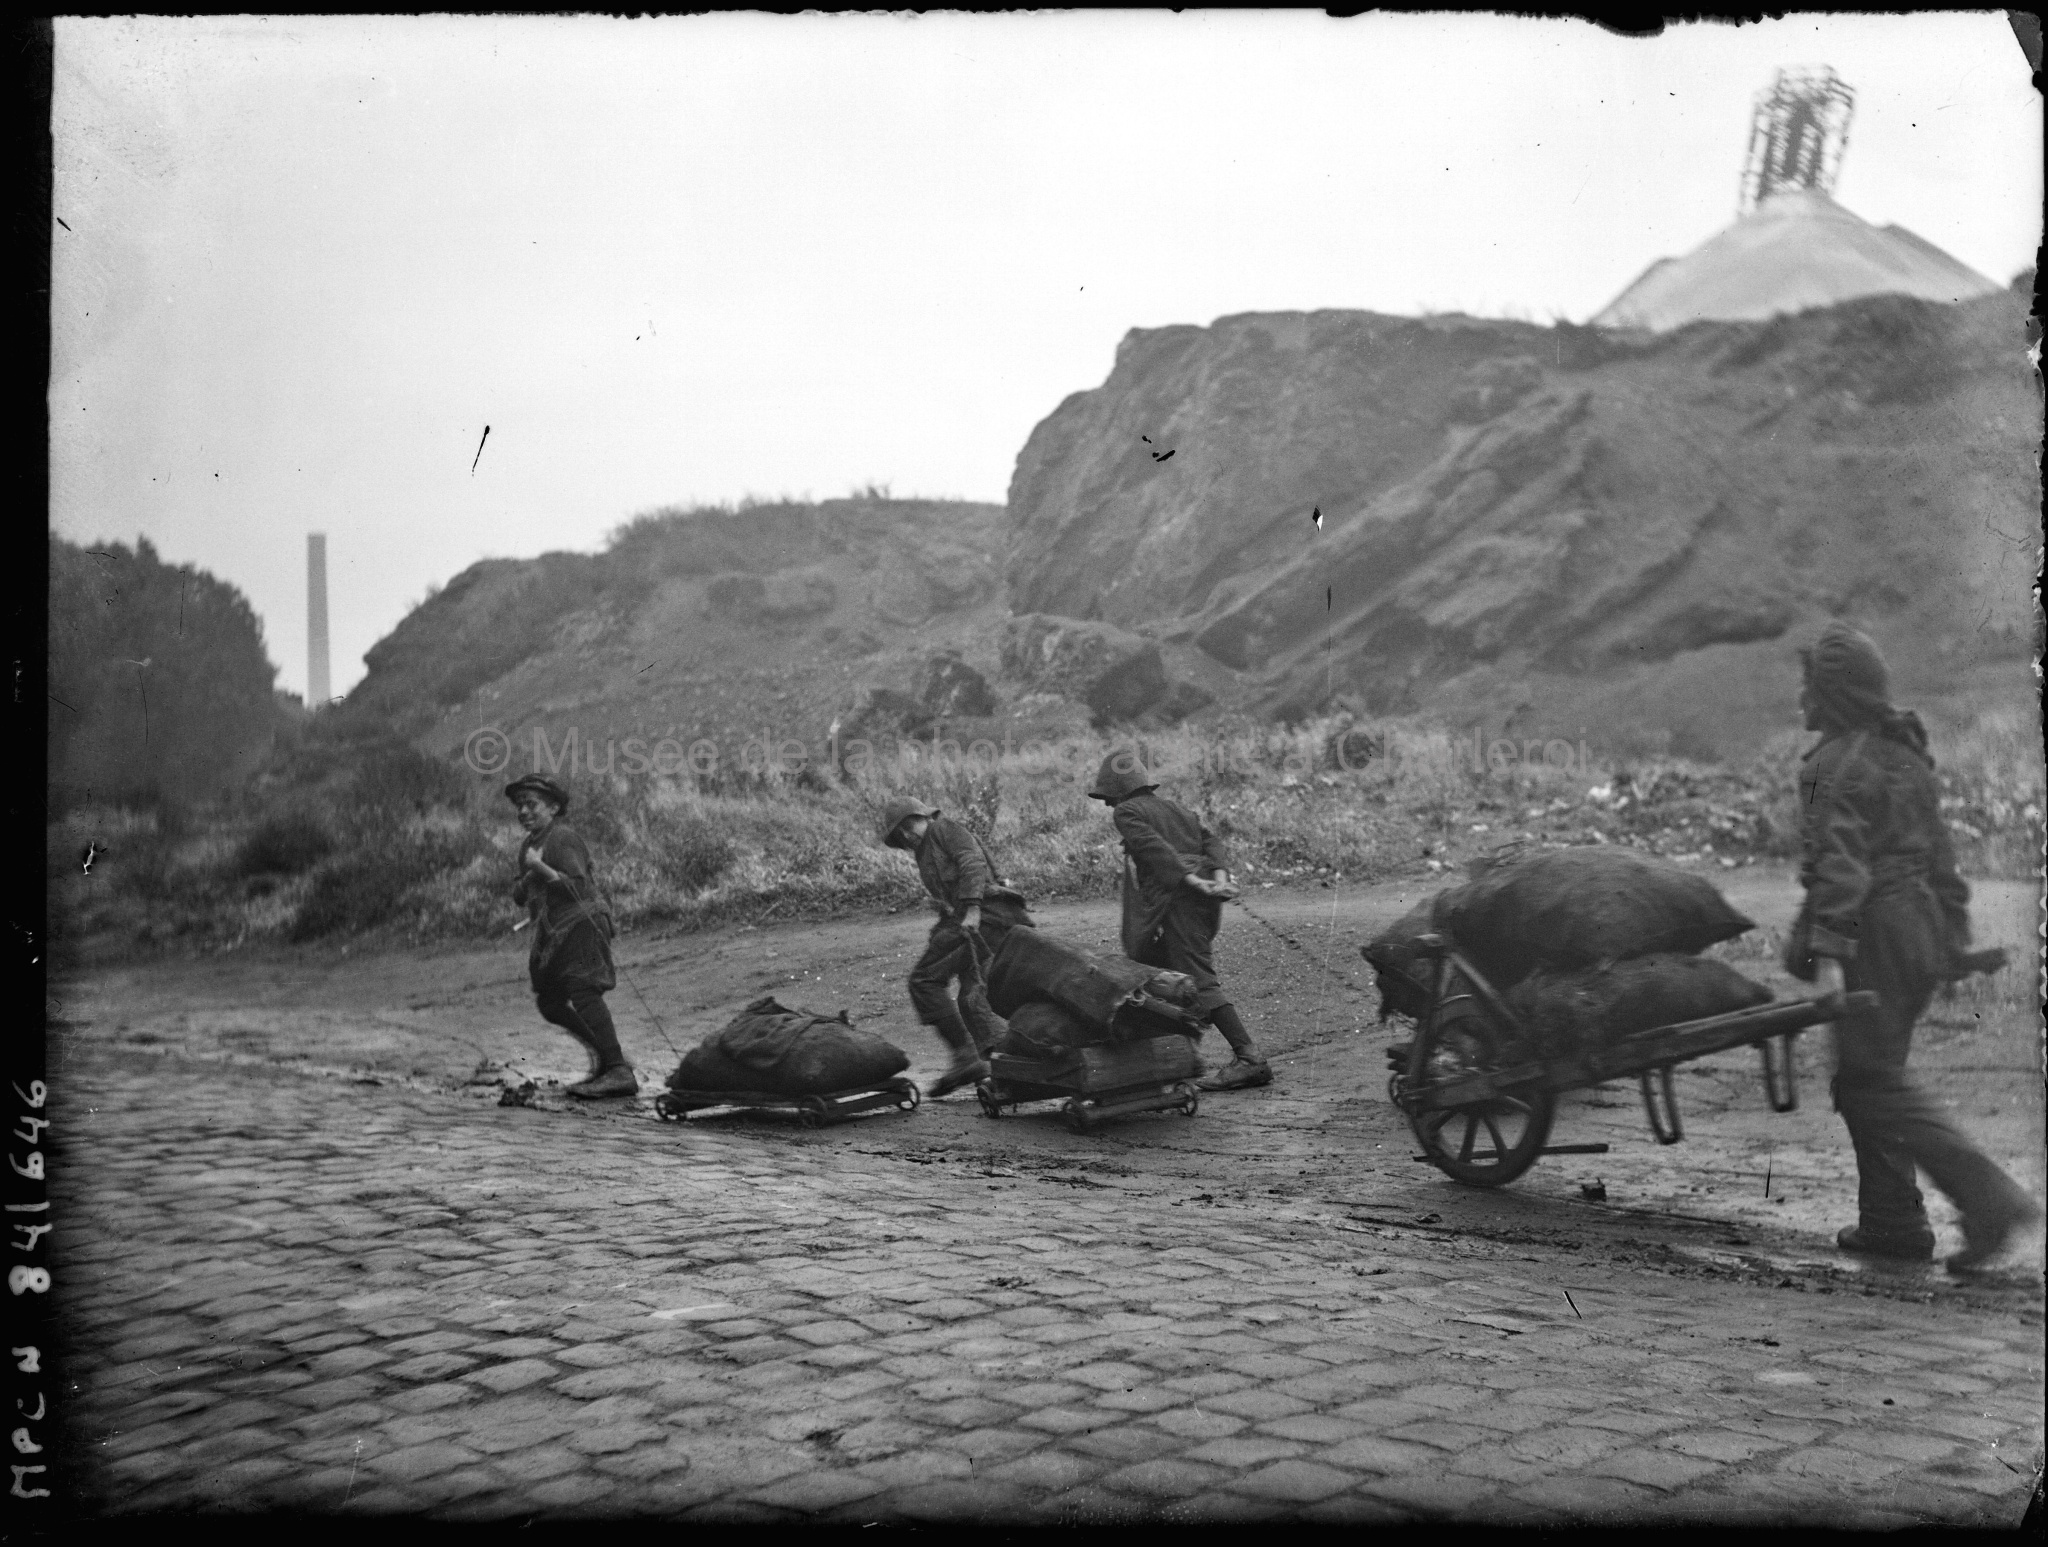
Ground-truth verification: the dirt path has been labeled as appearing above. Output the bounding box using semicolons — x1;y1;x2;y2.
54;868;2044;1303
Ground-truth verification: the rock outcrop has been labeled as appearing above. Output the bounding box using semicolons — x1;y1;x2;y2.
1000;614;1210;727
915;652;998;719
1005;290;2038;749
343;291;2036;772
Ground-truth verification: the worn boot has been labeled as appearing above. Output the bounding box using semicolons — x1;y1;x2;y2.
926;1013;990;1098
568;1065;640;1100
1198;1054;1273;1092
929;1047;990;1099
1835;1223;1935;1262
1198;1007;1272;1091
1946;1193;2044;1274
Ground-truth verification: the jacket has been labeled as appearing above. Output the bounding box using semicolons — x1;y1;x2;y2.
1791;728;1969;968
514;822;616;989
1113;792;1231;959
913;816;1013;922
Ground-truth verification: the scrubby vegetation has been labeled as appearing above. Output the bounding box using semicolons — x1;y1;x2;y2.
49;536;287;811
50;703;2042;960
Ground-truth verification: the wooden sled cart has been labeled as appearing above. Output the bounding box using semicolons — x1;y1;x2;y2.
1385;931;1876;1186
654;1077;922;1129
977;1023;1204;1134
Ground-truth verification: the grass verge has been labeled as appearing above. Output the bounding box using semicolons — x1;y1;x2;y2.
49;708;2043;960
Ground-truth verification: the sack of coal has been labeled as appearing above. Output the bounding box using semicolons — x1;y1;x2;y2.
666;995;909;1096
1437;847;1754;989
995;1001;1100;1058
1507;953;1773;1056
1361;898;1440;1022
668;1042;769;1094
776;1025;912;1095
985;928;1196;1032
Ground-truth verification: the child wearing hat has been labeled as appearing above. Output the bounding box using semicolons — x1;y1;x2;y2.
1788;623;2040;1272
1089;750;1271;1091
881;795;1032;1097
507;775;637;1099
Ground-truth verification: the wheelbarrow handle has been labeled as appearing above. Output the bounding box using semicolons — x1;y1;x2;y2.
1760;1032;1799;1113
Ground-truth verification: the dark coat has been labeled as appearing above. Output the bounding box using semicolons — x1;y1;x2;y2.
514;822;616;993
913;816;1012;922
1112;792;1231;960
1787;728;1968;979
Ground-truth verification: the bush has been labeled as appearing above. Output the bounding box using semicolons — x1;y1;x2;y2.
111;825;180;902
348;746;469;821
287;828;487;941
559;779;634;852
237;811;334;877
288;850;424;941
651;812;738;895
53;700;2044;954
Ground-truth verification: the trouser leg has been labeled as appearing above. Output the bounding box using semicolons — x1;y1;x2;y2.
539;986;628;1072
1137;900;1225;1011
908;926;990;1061
1208;1003;1255;1057
1859;1073;2031;1237
1833;1077;1931;1236
537;991;598;1071
540;998;600;1065
908;927;972;1025
912;924;1003;1050
1831;900;1960;1237
1144;899;1257;1057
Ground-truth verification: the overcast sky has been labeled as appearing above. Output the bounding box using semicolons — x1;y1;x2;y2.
50;12;2040;701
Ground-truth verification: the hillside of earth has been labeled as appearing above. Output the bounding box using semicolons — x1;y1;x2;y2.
338;288;2038;770
341;496;1056;772
50;289;2045;956
1006;284;2041;759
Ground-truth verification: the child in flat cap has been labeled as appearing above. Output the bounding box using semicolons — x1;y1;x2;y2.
507;776;636;1099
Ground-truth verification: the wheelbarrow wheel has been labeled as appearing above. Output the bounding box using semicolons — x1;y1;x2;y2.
1404;1009;1554;1187
653;1093;685;1123
895;1080;923;1113
797;1096;829;1129
976;1085;1004;1119
1062;1098;1093;1134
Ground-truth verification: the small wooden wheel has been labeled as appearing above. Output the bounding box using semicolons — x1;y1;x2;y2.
976;1086;1004;1119
1175;1082;1200;1118
1062;1098;1093;1134
797;1096;829;1129
1404;1006;1553;1187
896;1080;923;1113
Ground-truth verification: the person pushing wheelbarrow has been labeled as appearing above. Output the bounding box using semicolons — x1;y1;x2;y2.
1089;750;1271;1091
1787;623;2040;1272
881;796;1034;1098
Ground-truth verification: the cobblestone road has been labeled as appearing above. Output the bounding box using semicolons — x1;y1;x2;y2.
49;1045;2042;1525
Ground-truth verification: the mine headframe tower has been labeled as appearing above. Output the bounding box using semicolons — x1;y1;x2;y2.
1737;66;1856;214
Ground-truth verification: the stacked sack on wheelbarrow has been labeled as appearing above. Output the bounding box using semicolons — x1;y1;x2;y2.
655;996;922;1127
976;930;1211;1131
1364;846;1771;1053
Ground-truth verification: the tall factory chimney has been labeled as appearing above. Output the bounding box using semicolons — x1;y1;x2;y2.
307;533;331;706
